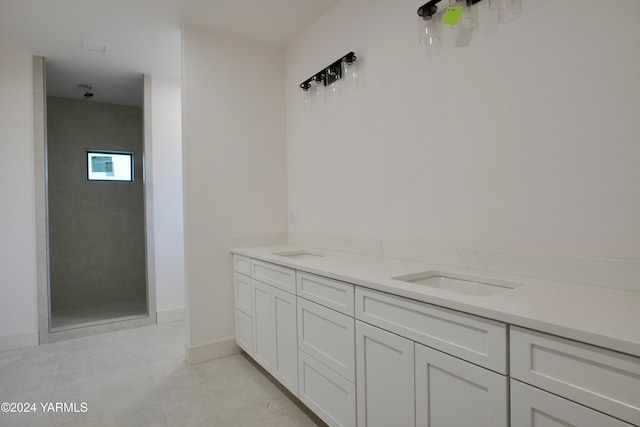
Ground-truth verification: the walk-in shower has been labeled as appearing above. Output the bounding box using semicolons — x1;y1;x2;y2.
46;88;148;331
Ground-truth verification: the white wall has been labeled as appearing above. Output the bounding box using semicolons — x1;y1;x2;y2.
0;47;39;352
285;0;640;290
181;25;288;363
150;75;187;323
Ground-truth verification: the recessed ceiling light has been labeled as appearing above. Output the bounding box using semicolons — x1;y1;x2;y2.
81;40;109;54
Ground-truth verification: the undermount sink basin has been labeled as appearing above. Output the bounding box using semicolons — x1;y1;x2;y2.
393;272;517;297
272;250;325;260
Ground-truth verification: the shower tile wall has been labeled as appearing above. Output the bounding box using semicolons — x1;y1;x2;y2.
47;97;146;329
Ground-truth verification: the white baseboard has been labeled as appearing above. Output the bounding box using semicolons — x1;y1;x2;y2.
185;337;240;365
0;331;39;353
156;307;186;324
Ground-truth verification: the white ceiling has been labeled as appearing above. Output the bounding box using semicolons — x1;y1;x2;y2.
0;0;338;107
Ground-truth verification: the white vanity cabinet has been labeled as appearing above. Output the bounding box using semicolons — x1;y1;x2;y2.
355;287;509;427
233;252;640;427
355;287;507;374
251;278;298;396
355;318;507;427
510;326;640;426
233;255;298;397
297;272;357;427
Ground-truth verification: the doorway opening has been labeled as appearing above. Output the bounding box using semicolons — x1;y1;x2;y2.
44;65;150;332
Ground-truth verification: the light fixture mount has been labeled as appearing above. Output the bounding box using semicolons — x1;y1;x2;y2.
417;0;482;19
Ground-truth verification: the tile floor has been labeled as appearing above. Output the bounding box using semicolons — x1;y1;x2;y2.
0;321;326;427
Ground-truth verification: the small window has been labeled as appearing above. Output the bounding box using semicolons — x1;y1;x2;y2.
87;150;134;182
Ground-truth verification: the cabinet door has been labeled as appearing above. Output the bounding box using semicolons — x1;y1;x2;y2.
235;309;253;356
415;343;507;427
356;321;415;427
511;379;634;427
252;279;274;371
272;287;298;396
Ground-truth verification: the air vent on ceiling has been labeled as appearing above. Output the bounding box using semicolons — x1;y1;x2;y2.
82;40;109;54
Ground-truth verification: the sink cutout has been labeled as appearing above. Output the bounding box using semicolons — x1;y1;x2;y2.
393;272;517;297
273;250;325;260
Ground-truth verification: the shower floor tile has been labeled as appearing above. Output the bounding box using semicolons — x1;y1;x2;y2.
51;300;148;330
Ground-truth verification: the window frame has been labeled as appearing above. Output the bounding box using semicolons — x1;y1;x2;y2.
86;149;135;182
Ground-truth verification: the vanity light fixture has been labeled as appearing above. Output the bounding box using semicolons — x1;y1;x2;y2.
299;52;361;111
417;0;521;57
299;52;357;93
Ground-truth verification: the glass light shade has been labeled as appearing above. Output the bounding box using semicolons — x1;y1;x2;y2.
300;86;313;110
496;0;522;24
325;66;342;103
341;59;358;93
324;83;335;107
418;16;443;58
488;0;515;10
311;80;323;111
450;0;474;30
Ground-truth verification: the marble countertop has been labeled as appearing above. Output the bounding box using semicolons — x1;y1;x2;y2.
232;245;640;358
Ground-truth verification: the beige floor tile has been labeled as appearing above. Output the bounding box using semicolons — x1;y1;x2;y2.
0;321;326;427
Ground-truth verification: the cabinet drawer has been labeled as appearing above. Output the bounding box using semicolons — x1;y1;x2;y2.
298;350;356;427
297;272;354;316
298;297;355;382
233;254;251;276
250;259;296;294
355;287;507;374
511;379;634;427
234;272;252;315
510;326;640;426
235;309;253;356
